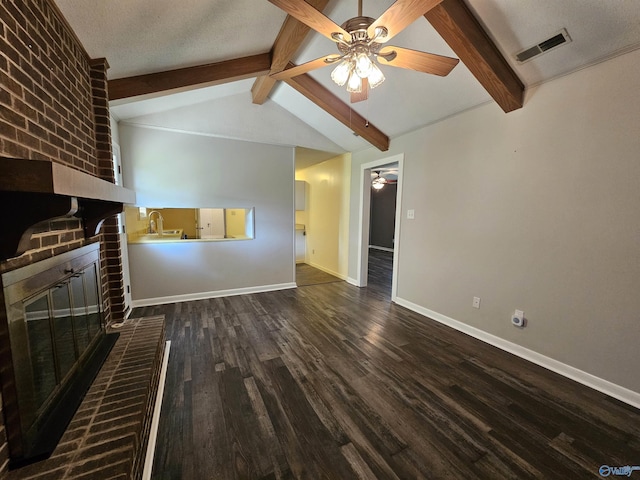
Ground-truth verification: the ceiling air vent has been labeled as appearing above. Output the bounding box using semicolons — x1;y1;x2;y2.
515;28;572;63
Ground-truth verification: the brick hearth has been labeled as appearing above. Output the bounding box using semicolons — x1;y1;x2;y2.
4;316;166;480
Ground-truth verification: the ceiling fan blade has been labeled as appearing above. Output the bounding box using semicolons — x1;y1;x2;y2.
377;46;459;76
269;0;349;42
350;78;369;103
270;55;341;81
368;0;443;43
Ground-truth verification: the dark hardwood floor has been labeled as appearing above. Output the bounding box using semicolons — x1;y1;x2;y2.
133;252;640;479
295;263;342;287
367;248;394;293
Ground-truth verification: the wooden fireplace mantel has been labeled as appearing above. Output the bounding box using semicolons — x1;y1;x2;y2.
0;157;136;261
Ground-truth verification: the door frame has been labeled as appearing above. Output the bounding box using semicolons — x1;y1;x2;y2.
355;153;404;301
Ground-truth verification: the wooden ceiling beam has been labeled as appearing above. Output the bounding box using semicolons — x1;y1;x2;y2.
285;72;389;151
425;0;524;112
252;0;330;105
109;53;272;101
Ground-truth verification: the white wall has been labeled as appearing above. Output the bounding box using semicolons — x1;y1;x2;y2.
119;124;295;303
349;49;640;395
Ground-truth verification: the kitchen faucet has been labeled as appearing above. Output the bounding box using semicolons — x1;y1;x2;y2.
148;210;164;235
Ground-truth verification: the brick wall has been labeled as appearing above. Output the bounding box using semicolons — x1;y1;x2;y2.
90;57;126;325
0;2;127;312
0;0;96;278
0;0;127;474
0;1;97;172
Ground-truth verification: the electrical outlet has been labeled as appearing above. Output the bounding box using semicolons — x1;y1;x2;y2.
472;297;481;309
512;309;525;327
407;209;415;219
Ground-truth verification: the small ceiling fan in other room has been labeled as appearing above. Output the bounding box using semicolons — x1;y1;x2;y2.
269;0;460;103
372;170;398;189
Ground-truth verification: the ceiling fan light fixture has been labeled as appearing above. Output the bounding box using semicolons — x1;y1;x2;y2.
331;47;384;93
346;70;363;93
355;51;373;78
327;15;387;95
368;63;385;89
372;171;387;189
331;59;352;86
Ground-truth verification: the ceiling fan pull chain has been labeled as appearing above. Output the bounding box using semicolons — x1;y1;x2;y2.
364;89;371;127
366;94;370;127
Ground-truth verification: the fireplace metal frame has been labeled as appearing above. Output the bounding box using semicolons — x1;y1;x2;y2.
0;243;119;466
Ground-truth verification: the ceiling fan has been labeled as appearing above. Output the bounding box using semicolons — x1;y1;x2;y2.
372;170;397;189
269;0;460;103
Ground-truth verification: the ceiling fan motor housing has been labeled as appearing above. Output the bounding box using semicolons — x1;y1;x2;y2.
336;16;383;55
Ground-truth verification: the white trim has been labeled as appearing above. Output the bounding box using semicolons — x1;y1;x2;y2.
389;157;404;303
131;282;297;308
394;297;640;409
304;261;346;280
355;167;368;287
142;340;171;480
356;154;404;296
346;277;359;286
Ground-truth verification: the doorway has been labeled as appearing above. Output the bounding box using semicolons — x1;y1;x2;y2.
356;154;404;301
368;165;398;293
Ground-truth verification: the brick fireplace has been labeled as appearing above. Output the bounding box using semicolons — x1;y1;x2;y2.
0;0;138;474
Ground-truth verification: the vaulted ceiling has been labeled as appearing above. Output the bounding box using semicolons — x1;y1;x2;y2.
55;0;640;158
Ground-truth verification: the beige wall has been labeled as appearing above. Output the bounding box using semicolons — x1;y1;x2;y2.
297;153;351;278
226;208;247;237
349;49;640;395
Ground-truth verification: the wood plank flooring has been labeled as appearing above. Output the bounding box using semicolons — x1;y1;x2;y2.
367;249;393;292
134;253;640;479
296;263;342;287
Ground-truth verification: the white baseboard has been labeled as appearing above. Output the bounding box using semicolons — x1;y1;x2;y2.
305;261;346;280
346;277;360;287
395;297;640;410
131;282;297;308
142;340;171;480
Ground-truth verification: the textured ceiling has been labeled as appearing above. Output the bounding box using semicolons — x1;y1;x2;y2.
61;0;286;79
56;0;640;160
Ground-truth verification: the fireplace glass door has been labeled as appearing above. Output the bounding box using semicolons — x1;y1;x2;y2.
24;294;57;418
51;281;77;385
21;261;103;430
